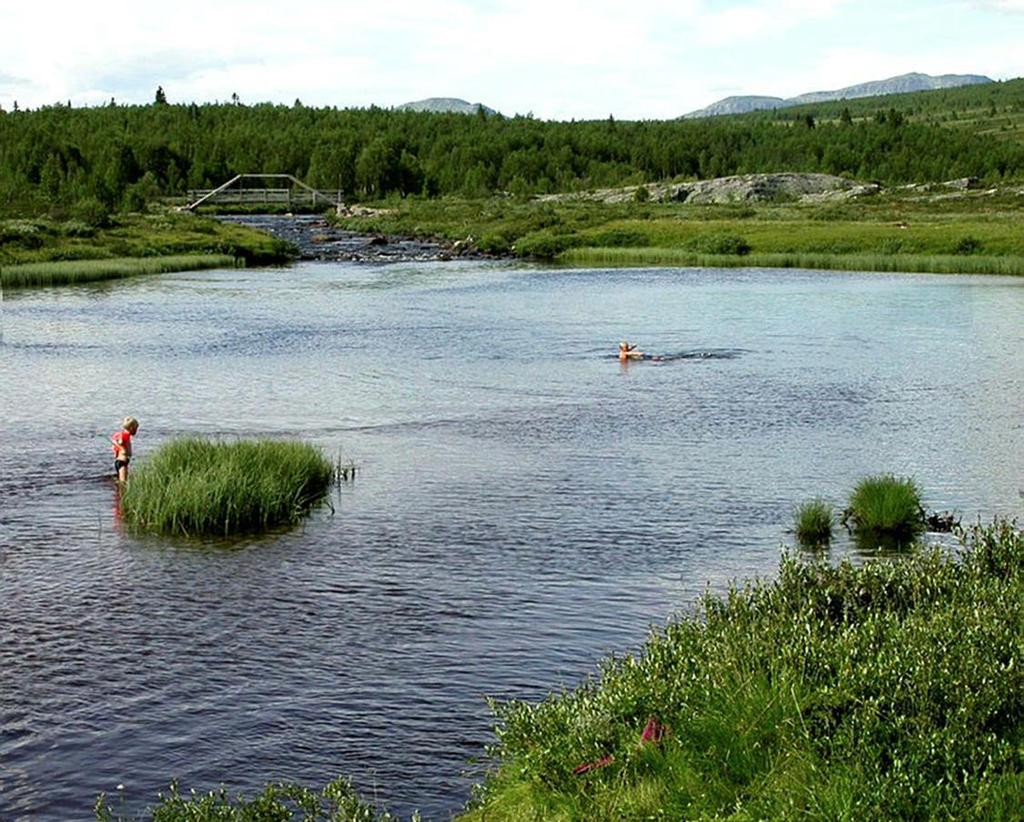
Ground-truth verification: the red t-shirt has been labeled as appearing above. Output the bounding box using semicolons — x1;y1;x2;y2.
111;430;132;458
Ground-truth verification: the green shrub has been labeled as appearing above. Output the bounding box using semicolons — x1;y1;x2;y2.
0;219;46;248
690;232;751;255
589;228;651;248
71;196;111;228
514;229;580;259
120;438;335;537
953;235;984;255
478;231;513;254
59;219;97;238
794;498;834;547
846;474;925;540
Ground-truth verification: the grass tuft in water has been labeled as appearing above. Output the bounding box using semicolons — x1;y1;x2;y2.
120;437;335;537
845;473;925;541
794;498;834;547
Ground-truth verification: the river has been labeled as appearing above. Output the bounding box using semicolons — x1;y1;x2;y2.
1;262;1022;820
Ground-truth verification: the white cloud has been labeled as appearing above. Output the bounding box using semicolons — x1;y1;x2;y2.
967;0;1024;10
688;0;850;46
0;0;1018;117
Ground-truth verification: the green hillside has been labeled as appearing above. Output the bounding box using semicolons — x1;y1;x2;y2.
1;79;1024;222
740;77;1024;143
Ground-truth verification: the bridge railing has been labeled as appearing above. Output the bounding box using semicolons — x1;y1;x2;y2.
181;174;342;211
185;188;343;206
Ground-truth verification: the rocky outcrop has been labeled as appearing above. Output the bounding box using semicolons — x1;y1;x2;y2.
538;173;880;205
675;173;877;204
395;97;497;115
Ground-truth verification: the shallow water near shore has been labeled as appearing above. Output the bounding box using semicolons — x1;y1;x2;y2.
1;262;1022;820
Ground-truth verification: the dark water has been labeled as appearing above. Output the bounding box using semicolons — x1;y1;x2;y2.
1;263;1022;820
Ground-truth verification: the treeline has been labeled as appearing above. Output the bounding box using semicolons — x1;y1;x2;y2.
2;94;1024;218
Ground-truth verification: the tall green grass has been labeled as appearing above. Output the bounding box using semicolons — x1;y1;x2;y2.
558;247;1024;275
846;474;925;541
1;254;235;289
120;438;335;537
463;520;1024;821
794;498;834;547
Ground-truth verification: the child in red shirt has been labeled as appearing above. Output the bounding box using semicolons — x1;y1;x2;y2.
110;416;140;482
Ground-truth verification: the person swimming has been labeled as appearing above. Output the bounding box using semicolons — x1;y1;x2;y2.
618;341;644;361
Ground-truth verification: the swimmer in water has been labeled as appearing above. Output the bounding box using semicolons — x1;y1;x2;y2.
618;341;644;361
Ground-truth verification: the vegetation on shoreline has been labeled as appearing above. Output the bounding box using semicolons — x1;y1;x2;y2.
0;210;294;286
94;776;412;822
120;438;335;537
1;254;235;289
463;521;1024;820
333;190;1024;275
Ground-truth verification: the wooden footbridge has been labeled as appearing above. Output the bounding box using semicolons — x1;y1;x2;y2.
182;174;342;211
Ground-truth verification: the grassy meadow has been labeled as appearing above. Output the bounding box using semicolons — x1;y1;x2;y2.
0;210;294;288
333;187;1024;275
1;254;236;288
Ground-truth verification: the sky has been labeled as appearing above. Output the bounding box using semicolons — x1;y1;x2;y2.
1;0;1022;120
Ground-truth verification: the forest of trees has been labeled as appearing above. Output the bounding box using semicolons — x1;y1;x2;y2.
2;78;1024;219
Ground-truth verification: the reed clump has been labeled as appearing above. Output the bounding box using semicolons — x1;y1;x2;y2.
794;497;834;547
557;247;1024;275
120;437;335;537
464;521;1024;821
1;254;235;289
845;473;925;541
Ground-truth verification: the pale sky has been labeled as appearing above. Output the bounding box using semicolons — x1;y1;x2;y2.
1;0;1022;119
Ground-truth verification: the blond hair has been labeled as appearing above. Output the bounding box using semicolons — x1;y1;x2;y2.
122;416;139;433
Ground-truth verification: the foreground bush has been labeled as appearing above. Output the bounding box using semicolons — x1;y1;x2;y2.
94;776;416;821
794;497;834;547
120;438;335;537
846;473;925;541
465;521;1024;820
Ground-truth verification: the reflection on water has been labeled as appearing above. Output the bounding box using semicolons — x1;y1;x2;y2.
1;262;1022;820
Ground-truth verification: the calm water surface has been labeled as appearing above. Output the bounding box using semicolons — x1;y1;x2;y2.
1;262;1022;820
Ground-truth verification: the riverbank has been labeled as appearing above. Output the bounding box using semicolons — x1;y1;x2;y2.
462;520;1024;821
331;183;1024;275
2;254;237;288
0;210;294;288
90;521;1024;820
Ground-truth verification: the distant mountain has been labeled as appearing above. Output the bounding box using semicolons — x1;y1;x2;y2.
395;97;497;115
683;72;994;119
